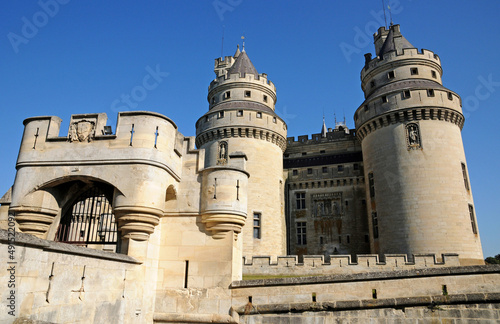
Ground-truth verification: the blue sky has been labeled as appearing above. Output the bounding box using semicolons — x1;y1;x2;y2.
1;1;499;258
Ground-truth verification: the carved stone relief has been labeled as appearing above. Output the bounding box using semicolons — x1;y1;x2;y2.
405;122;422;150
311;192;342;217
217;141;228;165
69;120;96;143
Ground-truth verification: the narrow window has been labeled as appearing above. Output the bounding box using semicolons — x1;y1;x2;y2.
387;71;395;79
307;168;313;175
322;166;328;173
292;169;298;176
338;165;344;172
461;163;470;191
469;205;477;234
205;116;209;122
403;90;411;99
302;152;307;156
253;213;261;239
370;81;375;88
256;112;262;118
211;97;216;104
365;234;369;243
347;235;350;244
448;92;453;100
431;70;437;79
320;237;324;244
338;235;342;244
372;212;379;239
224;91;231;100
263;95;268;102
381;95;388;103
410;68;418;75
353;163;359;171
368;172;375;198
218;111;224;118
427;89;435;97
320;150;326;154
244;90;251;97
296;192;306;210
273;117;277;123
237;110;243;117
364;105;369;112
296;222;307;245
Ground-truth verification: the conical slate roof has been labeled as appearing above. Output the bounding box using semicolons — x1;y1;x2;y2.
321;117;327;138
378;26;414;56
227;51;258;77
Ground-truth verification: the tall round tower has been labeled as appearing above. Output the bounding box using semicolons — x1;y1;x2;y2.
196;46;287;256
354;25;483;265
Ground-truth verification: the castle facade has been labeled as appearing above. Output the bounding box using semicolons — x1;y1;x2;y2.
0;24;496;324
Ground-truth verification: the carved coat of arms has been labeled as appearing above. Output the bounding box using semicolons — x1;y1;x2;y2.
69;120;96;142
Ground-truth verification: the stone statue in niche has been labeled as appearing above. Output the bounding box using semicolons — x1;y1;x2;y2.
69;120;96;143
406;122;422;149
217;141;228;165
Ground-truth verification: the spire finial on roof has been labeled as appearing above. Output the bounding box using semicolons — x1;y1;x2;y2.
321;115;327;138
241;35;245;52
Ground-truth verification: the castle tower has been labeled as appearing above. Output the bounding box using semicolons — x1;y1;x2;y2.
196;46;288;256
354;25;483;265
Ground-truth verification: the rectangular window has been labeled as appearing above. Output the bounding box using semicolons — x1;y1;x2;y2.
256;112;262;118
462;163;470;191
410;68;418;75
387;71;395;79
218;111;224;119
368;172;375;198
370;81;375;87
372;212;379;239
347;235;350;244
322;167;328;173
427;89;435;97
224;91;230;99
245;90;251;97
307;168;313;174
448;92;453;100
364;105;369;112
263;95;268;102
320;150;326;154
253;213;261;239
237;110;243;117
381;95;388;103
297;222;307;245
296;192;306;210
338;235;342;244
432;70;437;79
353;163;359;170
302;152;307;156
338;165;344;172
292;169;298;176
403;90;411;99
320;236;324;244
469;205;477;234
273;117;277;123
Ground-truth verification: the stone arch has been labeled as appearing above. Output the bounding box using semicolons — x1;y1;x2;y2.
165;184;177;210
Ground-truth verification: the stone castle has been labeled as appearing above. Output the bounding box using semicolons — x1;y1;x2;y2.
1;24;498;323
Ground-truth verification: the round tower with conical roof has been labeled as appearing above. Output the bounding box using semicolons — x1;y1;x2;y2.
354;25;483;265
196;46;287;256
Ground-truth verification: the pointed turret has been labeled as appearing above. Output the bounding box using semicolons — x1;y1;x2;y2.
227;51;258;78
234;44;241;58
321;117;327;138
377;24;414;57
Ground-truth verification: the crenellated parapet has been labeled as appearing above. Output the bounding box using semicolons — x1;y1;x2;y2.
243;254;461;277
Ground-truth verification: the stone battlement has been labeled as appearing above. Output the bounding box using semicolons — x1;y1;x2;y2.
243;254;461;277
209;72;275;92
286;130;356;145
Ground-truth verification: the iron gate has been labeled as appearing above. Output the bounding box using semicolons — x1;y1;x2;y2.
55;186;118;247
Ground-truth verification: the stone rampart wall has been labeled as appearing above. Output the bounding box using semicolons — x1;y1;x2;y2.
243;254;461;277
0;230;147;324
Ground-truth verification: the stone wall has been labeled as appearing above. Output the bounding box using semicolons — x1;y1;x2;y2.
233;265;500;323
243;254;460;277
0;229;146;324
